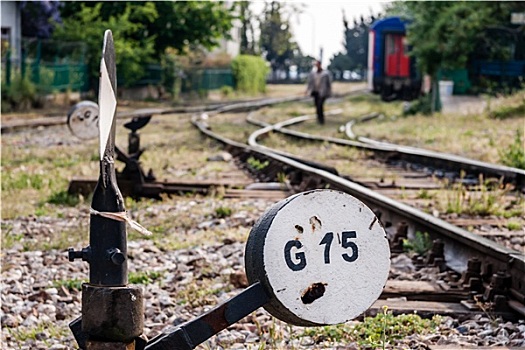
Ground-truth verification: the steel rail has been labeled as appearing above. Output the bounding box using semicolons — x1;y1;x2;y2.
246;112;525;191
0;96;309;133
192;111;525;317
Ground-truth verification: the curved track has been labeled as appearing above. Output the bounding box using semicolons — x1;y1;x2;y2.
246;112;525;191
192;104;525;319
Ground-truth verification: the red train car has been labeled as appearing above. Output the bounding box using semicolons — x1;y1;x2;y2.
368;17;421;101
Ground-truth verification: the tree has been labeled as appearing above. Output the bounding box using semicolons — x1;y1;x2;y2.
21;1;62;39
343;13;377;72
234;1;258;55
386;1;525;111
52;2;157;87
328;53;354;80
54;1;235;87
328;11;380;79
58;1;234;58
259;1;299;79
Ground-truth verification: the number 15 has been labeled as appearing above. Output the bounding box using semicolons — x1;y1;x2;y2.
319;231;359;264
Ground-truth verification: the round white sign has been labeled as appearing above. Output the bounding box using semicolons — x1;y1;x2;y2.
245;189;390;326
67;101;99;140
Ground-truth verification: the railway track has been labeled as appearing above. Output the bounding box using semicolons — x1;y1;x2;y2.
190;104;525;321
3;92;525;348
9;94;522;320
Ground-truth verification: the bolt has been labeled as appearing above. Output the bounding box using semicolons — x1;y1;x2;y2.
68;247;91;262
68;248;82;262
108;248;126;265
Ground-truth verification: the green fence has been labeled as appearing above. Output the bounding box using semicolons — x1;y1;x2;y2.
2;38;90;94
181;68;234;93
28;61;89;93
117;64;234;95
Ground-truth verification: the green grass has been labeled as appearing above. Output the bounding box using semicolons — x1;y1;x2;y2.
507;221;523;231
352;90;524;165
302;307;442;348
489;99;525;119
403;231;433;255
441;177;521;217
2;171;46;191
47;190;82;206
499;129;525;169
214;206;232;218
53;278;85;291
7;321;70;345
2;88;523;254
129;270;164;285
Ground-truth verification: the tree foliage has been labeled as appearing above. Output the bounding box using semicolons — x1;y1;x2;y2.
53;1;235;87
59;1;234;58
328;12;380;78
343;14;377;71
387;1;525;77
234;1;258;55
231;55;268;93
21;1;62;39
52;3;157;87
259;1;299;78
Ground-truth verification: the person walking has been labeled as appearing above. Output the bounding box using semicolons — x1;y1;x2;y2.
305;60;332;124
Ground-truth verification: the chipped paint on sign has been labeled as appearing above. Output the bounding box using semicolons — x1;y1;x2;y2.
262;190;390;325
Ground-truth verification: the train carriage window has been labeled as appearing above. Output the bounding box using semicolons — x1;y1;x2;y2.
402;37;409;55
386;34;396;55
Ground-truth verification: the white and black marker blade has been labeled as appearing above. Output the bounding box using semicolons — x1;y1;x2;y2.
98;30;117;161
245;189;390;326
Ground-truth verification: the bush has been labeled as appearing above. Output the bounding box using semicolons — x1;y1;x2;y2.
231;55;268;94
220;85;234;98
489;100;525;119
403;93;432;116
499;129;525;169
1;74;37;112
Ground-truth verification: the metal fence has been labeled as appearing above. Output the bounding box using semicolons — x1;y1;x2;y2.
181;68;234;92
3;38;236;96
2;38;90;93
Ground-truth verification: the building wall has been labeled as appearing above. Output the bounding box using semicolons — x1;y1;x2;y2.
209;2;241;59
1;1;22;61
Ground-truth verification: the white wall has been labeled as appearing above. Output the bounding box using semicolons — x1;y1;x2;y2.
1;1;22;61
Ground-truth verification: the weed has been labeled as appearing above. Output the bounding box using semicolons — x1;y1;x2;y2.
489;101;525;119
403;231;433;255
443;176;515;216
53;278;85;291
499;129;525;169
7;321;69;345
2;171;45;191
247;156;269;171
129;270;164;285
417;189;435;200
1;224;24;250
214;206;232;218
302;308;441;348
176;281;224;307
47;190;81;206
403;93;432;116
220;85;234;98
1;74;37;112
507;220;523;231
34;206;49;217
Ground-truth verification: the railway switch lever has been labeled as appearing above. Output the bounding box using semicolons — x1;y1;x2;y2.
67;30;390;350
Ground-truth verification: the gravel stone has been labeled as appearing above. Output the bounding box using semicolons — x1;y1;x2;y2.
2;197;524;349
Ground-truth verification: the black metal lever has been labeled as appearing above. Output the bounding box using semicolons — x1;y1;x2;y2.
145;282;269;350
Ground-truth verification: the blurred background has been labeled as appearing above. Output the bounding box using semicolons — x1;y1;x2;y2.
1;1;524;111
